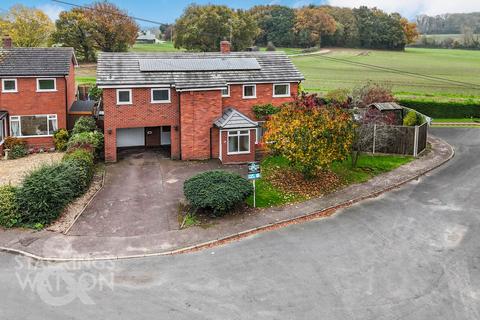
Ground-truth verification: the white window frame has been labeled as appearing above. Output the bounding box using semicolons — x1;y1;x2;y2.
2;79;17;93
151;88;171;103
227;130;250;155
273;83;290;98
116;89;132;105
242;84;256;99
9;114;58;138
255;121;265;144
221;85;230;97
0;117;6;144
36;78;57;92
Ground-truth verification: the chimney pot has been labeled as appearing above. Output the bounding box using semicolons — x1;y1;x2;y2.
2;36;12;49
220;40;231;54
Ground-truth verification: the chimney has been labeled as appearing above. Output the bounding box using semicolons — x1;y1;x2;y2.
2;36;12;49
220;40;231;54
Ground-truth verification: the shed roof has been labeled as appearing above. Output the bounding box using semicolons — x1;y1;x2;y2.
69;100;96;113
0;47;76;76
97;51;304;89
214;108;258;129
369;102;403;111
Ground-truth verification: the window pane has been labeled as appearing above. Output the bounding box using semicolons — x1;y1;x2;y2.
49;117;58;133
221;86;229;96
153;89;169;101
10;120;20;137
21;116;48;136
244;86;254;97
256;126;264;143
239;130;249;135
118;91;130;102
38;79;55;90
228;136;238;153
0;120;4;141
275;84;288;96
3;80;16;91
239;135;249;152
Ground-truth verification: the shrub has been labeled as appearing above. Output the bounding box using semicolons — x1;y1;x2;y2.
63;149;95;179
10;144;27;159
266;41;276;51
0;185;20;228
67;131;104;158
72;116;98;135
88;85;103;101
184;171;253;216
53;129;70;151
4;136;25;150
403;110;419;126
252;104;280;120
352;82;395;108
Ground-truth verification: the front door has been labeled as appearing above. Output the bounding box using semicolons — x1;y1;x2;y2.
145;127;161;147
160;126;171;145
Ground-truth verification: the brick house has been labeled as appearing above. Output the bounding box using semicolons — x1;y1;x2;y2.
0;39;77;153
97;41;304;163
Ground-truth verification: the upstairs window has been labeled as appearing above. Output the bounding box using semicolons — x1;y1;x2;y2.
117;89;132;105
221;85;230;97
273;83;290;97
37;78;56;92
243;84;256;99
2;79;17;93
151;88;170;103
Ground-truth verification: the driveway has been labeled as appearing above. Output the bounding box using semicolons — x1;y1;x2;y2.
1;128;479;319
68;150;245;237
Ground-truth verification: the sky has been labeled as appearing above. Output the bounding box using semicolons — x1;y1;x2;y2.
1;0;480;25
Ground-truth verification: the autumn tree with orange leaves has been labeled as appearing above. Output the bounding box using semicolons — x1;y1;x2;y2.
294;7;337;47
264;94;355;179
400;18;419;44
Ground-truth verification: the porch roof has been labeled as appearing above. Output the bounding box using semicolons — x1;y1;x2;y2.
214;108;258;129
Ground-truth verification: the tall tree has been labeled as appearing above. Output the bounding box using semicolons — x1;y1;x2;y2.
84;2;139;52
321;6;359;48
249;5;296;47
294;7;337;48
174;4;259;51
51;8;96;62
400;18;419;45
0;5;54;47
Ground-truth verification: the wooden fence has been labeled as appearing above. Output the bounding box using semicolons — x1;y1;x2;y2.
360;122;428;157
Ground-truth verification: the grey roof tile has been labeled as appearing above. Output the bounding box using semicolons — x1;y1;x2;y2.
0;47;75;76
97;51;304;89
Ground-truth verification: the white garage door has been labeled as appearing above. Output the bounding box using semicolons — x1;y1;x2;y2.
117;128;145;148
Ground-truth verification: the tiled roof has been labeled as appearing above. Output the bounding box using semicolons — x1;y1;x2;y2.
369;102;403;111
97;51;304;89
69;100;96;113
0;47;75;76
214;108;258;129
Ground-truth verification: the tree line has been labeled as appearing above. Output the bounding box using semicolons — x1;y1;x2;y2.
173;4;419;52
416;13;480;34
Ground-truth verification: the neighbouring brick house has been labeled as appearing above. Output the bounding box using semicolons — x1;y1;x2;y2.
97;41;304;163
0;38;77;153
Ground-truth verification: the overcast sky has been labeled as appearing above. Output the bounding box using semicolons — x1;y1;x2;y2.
2;0;480;24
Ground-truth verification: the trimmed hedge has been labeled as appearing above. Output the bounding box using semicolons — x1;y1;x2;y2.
0;185;20;228
63;149;95;180
67;131;104;158
72;117;98;135
398;99;480;119
184;171;253;216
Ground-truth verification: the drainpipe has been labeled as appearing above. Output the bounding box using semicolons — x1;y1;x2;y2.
64;76;69;130
178;90;182;160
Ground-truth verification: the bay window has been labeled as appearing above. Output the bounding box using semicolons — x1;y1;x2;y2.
228;130;250;154
10;115;58;137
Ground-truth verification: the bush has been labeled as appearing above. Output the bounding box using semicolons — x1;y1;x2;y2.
17;161;93;225
398;99;480;119
0;185;20;228
63;149;95;179
67;131;104;158
72;117;98;135
184;171;253;216
4;136;25;150
266;41;276;51
53;129;70;151
10;144;27;159
88;86;103;101
252;104;280;120
403;110;418;126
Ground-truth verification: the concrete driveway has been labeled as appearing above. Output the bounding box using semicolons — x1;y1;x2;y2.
68;149;245;237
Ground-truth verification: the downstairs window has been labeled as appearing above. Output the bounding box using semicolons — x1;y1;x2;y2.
10;115;58;137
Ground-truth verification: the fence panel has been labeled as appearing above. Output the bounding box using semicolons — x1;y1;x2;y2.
417;123;428;154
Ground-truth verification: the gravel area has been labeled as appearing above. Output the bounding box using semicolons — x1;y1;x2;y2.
0;152;64;186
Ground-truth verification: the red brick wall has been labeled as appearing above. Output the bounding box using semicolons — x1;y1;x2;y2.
180;90;222;160
220;129;256;164
222;82;298;120
0;74;72;149
66;62;77;110
103;87;180;162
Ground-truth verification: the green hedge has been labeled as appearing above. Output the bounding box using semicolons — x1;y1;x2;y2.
0;185;20;228
398;99;480;119
184;171;253;216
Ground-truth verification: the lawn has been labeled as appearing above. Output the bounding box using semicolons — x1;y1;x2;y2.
247;154;412;208
130;42;183;52
291;48;480;98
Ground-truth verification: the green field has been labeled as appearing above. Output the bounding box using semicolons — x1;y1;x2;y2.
291;48;480;99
